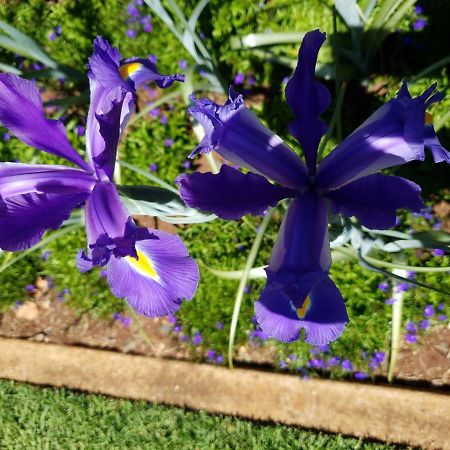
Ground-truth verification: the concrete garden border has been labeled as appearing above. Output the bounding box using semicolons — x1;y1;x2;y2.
0;338;448;449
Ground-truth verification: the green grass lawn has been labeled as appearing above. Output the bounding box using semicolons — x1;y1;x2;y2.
0;380;412;450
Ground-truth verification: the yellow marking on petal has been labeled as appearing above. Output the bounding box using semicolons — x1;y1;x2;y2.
297;296;311;319
126;250;158;280
119;62;142;80
425;112;433;125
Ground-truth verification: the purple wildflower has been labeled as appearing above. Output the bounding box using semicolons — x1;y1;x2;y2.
121;316;132;327
419;319;430;329
216;321;224;330
113;312;122;321
279;360;288;369
75;125;86;137
176;30;449;345
150;108;160;117
378;281;389;292
149;54;157;64
2;132;10;141
413;18;428;31
160;116;168;125
215;355;224;364
182;160;191;170
164;138;173;148
0;37;196;319
414;5;424;14
148;163;158;172
395;283;410;293
25;284;34;292
319;344;329;352
167;314;177;324
178;59;188;70
126;2;140;17
126;29;137;39
309;358;325;369
143;23;153;33
354;371;369;380
405;333;417;344
433;248;445;257
438;303;445;311
405;321;417;333
341;359;353;371
180;334;189;342
374;351;385;363
424;305;434;318
438;314;447;321
327;356;340;366
41;250;51;261
48;31;57;42
247;75;257;86
244;284;251;294
192;332;202;345
233;73;245;85
206;349;216;359
385;297;396;305
100;270;107;278
173;325;182;333
433;221;441;230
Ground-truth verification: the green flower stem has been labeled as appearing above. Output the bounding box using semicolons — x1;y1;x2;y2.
228;208;273;368
363;255;450;273
126;303;155;352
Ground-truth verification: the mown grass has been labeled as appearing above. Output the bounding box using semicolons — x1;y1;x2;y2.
0;380;412;450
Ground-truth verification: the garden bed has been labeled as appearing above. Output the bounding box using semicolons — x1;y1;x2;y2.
0;337;449;449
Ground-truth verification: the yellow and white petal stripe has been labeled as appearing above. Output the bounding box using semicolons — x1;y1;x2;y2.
125;250;161;282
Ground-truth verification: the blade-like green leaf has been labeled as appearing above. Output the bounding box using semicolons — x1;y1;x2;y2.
230;32;305;49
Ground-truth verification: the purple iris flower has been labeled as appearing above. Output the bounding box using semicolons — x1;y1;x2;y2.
0;37;197;318
413;18;428;31
176;30;449;345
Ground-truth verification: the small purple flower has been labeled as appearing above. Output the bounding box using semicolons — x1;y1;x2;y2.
413;18;428;31
126;29;137;39
406;271;415;279
192;332;202;345
113;312;122;321
309;358;325;369
164;138;173;148
14;301;23;309
395;282;410;293
414;5;424;15
405;333;417;344
150;108;160;117
215;355;224;364
180;334;189;342
55;25;62;35
121;316;132;327
75;125;86;137
354;371;369;380
149;54;157;64
126;2;140;17
182;160;191;170
26;284;34;292
438;314;447;321
173;324;182;333
215;321;224;330
244;284;251;294
236;245;246;252
385;297;396;305
2;132;10;142
140;15;151;25
424;305;434;318
319;344;329;352
233;72;245;85
310;346;320;355
405;321;417;333
433;248;445;257
250;329;268;340
341;359;353;371
420;319;430;329
279;360;288;369
167;314;177;324
247;75;257;86
438;303;445;311
378;281;389;292
48;31;57;42
160;116;168;125
433;221;442;230
148;163;158;172
100;270;107;278
327;356;340;366
206;349;216;359
41;250;51;261
143;23;153;33
178;59;188;70
374;351;385;363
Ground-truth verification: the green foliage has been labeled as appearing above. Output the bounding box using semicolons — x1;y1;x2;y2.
0;380;409;449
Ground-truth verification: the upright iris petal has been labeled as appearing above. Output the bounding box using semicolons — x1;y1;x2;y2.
178;29;448;345
188;89;309;189
285;29;331;174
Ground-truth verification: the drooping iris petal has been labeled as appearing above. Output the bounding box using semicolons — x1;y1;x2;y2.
255;272;348;345
84;181;154;265
0;74;91;172
188;89;309;189
316;84;448;190
424;125;450;163
176;164;297;220
327;173;425;229
0;191;88;251
268;191;331;275
285;29;331;174
120;57;184;89
106;230;199;316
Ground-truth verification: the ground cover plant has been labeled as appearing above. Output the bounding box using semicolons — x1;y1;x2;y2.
0;0;448;387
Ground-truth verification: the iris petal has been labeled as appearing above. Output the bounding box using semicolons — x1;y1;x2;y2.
327;173;425;229
188;89;309;189
0;74;91;172
285;29;331;174
106;230;199;316
316;83;448;190
176;164;297;220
